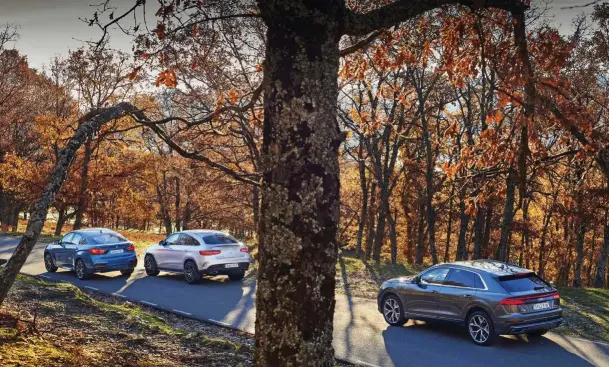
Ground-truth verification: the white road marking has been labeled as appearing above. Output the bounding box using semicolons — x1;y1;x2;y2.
209;319;232;327
112;293;126;298
569;336;609;347
172;309;192;316
141;301;157;307
39;275;51;279
83;286;99;291
352;360;382;367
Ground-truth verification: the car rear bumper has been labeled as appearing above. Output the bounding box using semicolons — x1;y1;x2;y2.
90;257;137;273
504;316;563;335
202;262;249;275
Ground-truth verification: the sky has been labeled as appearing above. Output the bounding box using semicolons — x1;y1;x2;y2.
0;0;598;71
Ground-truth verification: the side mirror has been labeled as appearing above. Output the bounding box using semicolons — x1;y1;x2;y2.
159;240;166;246
412;276;420;284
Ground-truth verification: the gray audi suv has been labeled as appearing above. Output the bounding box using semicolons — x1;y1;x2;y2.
377;260;562;346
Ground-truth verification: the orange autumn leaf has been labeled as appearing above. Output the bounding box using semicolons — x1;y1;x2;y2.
155;69;177;88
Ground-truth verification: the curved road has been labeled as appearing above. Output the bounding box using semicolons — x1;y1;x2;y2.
1;235;608;367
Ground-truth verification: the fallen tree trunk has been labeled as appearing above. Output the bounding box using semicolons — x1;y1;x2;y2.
0;102;137;306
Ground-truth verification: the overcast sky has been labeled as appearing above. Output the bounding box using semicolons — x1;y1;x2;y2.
0;0;597;71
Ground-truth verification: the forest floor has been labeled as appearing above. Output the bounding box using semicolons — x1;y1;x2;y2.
0;275;353;367
336;252;609;343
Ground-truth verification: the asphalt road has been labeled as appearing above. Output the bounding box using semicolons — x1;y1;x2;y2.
1;235;608;367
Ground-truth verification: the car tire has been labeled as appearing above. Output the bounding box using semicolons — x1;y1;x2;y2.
467;311;497;346
184;260;201;285
382;294;407;326
144;255;160;276
75;259;91;280
44;252;58;273
528;330;548;338
120;269;134;276
228;271;245;281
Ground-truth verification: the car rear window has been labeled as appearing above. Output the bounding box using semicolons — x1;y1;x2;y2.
86;233;127;244
202;234;238;245
498;273;550;293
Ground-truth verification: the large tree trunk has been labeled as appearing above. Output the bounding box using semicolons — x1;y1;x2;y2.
473;203;485;260
388;210;398;264
444;184;455;263
254;2;342;365
355;143;368;259
594;209;609;288
0;103;134;306
372;186;389;263
364;183;377;261
455;186;470;261
174;176;181;232
496;167;517;262
73;135;92;230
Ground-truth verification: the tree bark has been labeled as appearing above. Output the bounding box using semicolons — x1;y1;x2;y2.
355;143;368;259
254;2;342;365
364;183;377;261
444;184;455;263
594;210;609;288
0;103;135;306
455;186;470;261
496;167;517;262
174;176;181;232
73;135;92;230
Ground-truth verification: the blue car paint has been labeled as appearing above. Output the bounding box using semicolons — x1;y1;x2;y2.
45;229;137;276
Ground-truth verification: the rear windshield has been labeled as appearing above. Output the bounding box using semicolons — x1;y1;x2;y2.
499;273;551;293
202;234;238;245
86;233;127;245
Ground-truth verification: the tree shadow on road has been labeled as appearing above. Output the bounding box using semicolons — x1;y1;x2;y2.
382;322;601;367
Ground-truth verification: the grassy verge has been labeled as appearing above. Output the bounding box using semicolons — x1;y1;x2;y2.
1;275;353;367
555;287;609;343
335;250;426;299
0;275;252;367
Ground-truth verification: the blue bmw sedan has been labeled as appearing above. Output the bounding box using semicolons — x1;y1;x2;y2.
44;228;137;280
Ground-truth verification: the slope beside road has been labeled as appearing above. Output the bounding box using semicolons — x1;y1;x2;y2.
1;235;608;367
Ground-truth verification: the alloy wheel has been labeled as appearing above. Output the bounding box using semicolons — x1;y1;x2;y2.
469;314;490;344
44;254;53;269
76;261;84;279
383;298;401;324
185;263;194;283
145;256;153;270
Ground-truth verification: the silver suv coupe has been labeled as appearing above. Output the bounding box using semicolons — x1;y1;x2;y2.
144;230;251;284
378;260;562;346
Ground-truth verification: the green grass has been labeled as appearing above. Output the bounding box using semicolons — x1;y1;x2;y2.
555;287;609;343
335;250;426;299
16;275;182;336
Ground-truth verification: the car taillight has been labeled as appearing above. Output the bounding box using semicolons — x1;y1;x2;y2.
499;298;525;306
499;291;559;306
240;248;249;253
89;248;107;255
125;244;135;251
199;250;221;256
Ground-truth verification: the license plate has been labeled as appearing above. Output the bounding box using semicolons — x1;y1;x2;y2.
109;249;124;254
225;263;239;268
533;301;550;310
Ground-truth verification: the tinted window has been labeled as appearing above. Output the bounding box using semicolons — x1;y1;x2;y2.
165;234;180;245
71;234;84;245
445;269;479;288
421;268;450;285
86;232;127;244
202;234;238;245
179;234;199;246
61;233;74;244
499;274;551;293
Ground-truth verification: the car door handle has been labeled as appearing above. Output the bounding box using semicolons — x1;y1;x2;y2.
431;290;439;294
464;294;472;299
